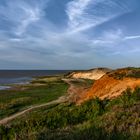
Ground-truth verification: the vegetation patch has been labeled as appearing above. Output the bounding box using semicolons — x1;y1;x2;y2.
0;79;68;119
108;68;140;80
1;84;140;140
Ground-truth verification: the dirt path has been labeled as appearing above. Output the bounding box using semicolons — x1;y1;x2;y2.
62;78;90;102
0;78;90;125
0;96;67;125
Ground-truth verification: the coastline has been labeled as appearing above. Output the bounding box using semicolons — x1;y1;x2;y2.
0;70;72;90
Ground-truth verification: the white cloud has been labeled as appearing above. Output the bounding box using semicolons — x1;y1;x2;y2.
123;35;140;40
16;7;41;36
66;0;91;27
0;0;46;36
9;38;22;42
90;29;123;46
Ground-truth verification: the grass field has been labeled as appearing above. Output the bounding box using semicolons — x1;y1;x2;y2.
0;76;68;119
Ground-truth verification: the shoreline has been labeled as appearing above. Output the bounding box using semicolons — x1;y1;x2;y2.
0;70;72;90
0;74;65;90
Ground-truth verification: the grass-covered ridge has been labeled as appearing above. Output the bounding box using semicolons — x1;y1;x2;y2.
108;67;140;80
1;87;140;140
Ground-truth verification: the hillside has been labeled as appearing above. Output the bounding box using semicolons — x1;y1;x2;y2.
77;67;140;104
1;87;140;140
66;68;111;80
1;67;140;140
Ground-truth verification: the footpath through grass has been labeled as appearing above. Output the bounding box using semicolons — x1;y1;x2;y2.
0;77;68;119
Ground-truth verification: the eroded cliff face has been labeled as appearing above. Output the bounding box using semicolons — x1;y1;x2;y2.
77;68;140;104
67;68;111;80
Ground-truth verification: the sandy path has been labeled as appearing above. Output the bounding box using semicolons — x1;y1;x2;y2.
0;96;67;125
0;78;89;125
62;78;90;102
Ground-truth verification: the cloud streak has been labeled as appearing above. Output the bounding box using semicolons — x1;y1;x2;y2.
66;0;91;28
15;7;41;36
124;35;140;40
0;0;46;37
66;0;131;34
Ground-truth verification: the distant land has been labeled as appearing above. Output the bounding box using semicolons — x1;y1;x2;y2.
0;70;72;85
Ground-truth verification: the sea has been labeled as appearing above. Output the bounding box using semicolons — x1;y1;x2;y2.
0;70;72;90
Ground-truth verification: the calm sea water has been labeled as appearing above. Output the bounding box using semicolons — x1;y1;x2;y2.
0;70;72;85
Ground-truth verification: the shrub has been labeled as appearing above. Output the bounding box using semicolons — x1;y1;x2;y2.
0;126;15;140
119;87;140;107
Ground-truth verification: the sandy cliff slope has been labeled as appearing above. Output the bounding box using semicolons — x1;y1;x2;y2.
67;68;111;80
77;68;140;104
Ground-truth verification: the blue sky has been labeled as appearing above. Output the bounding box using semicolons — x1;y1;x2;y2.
0;0;140;69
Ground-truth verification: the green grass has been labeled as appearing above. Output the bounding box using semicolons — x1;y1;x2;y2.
0;79;68;119
109;68;140;80
1;84;140;139
31;76;62;84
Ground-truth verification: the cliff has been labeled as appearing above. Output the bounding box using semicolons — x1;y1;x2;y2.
77;68;140;104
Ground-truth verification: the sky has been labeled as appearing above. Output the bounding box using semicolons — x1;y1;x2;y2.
0;0;140;70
